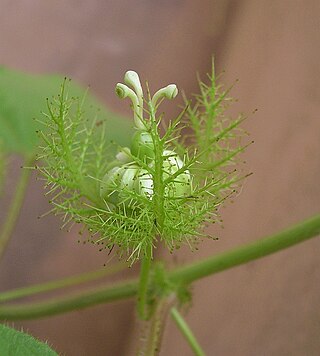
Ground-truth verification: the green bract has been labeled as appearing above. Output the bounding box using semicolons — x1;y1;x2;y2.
38;65;248;262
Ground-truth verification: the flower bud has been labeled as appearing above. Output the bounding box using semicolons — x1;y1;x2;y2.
119;166;138;192
131;131;154;161
135;169;153;199
100;166;124;203
162;150;192;198
116;147;132;163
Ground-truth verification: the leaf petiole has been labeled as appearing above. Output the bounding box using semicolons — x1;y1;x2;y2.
171;306;205;356
0;155;35;261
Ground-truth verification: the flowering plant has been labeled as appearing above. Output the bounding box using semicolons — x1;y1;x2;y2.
37;65;248;264
0;65;318;356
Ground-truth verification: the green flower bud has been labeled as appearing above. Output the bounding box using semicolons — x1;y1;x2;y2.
101;163;154;207
162;150;192;198
100;166;124;203
105;73;189;208
135;169;153;199
166;170;191;197
119;166;138;191
131;131;154;161
116;147;132;163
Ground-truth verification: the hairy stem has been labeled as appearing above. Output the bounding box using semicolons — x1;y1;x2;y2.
169;214;320;285
171;307;205;356
0;214;319;320
0;263;125;303
0;155;35;261
140;295;175;355
137;245;152;320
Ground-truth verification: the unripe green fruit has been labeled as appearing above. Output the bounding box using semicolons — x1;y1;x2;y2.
131;131;154;161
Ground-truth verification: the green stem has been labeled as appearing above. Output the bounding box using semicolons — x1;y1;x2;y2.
0;215;319;320
169;214;320;285
136;100;164;321
0;280;137;320
0;263;125;303
141;295;175;355
137;245;152;320
0;155;35;261
171;307;205;356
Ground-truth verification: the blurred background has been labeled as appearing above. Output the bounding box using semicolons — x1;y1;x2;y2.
0;0;320;355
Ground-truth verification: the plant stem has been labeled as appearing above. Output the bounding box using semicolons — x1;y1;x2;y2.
136;99;164;321
0;155;35;261
169;214;320;285
140;295;175;355
171;307;205;356
137;245;152;320
0;214;319;320
0;263;126;303
0;280;137;320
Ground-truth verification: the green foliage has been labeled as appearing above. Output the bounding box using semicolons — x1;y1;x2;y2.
0;67;131;157
0;323;57;355
38;67;249;263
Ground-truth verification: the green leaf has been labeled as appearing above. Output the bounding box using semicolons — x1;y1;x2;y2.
0;67;132;157
0;323;57;355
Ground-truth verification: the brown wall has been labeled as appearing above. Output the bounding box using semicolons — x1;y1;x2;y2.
0;1;320;355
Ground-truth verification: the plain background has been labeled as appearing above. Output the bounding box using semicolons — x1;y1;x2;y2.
0;1;320;355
